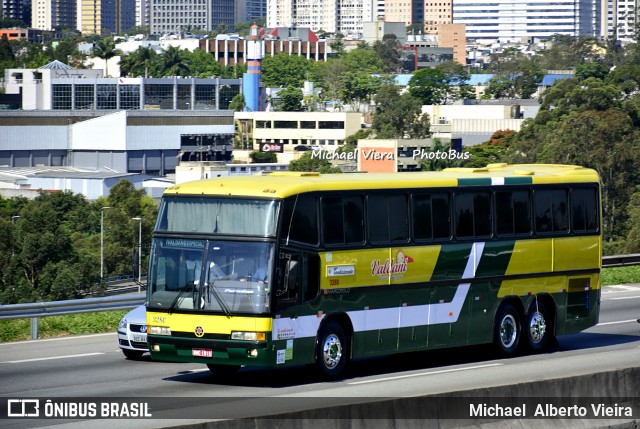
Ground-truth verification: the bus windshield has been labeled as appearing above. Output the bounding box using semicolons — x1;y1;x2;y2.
155;196;279;236
147;238;273;315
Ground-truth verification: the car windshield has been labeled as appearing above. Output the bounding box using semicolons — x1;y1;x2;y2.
147;238;273;315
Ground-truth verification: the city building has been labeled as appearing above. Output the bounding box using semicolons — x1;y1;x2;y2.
199;29;327;68
234;111;362;157
267;0;375;39
149;0;235;36
135;0;150;27
32;0;77;31
452;0;602;42
0;109;234;175
4;61;243;111
235;0;266;24
1;0;31;26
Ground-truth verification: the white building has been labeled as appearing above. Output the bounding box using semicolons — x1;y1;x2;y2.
267;0;375;39
453;0;602;42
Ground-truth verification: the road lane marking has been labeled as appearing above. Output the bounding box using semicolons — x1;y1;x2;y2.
0;332;114;346
1;352;105;363
348;363;503;385
609;296;640;300
596;319;639;326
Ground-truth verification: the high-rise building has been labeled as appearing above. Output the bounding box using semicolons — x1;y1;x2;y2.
150;0;235;35
2;0;32;26
32;0;76;31
452;0;602;42
135;0;150;27
79;0;135;35
602;0;638;42
267;0;375;39
236;0;266;24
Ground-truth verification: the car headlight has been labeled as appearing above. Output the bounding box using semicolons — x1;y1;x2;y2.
149;326;171;335
231;331;266;341
118;318;127;330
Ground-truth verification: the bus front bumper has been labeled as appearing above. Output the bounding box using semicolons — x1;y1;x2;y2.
148;334;272;366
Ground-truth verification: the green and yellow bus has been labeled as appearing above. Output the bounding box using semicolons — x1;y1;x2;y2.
146;163;601;378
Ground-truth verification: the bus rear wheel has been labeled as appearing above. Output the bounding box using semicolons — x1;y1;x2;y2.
494;303;521;356
316;321;349;379
524;300;551;352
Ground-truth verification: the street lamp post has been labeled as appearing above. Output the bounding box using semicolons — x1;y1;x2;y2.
131;217;142;292
100;206;110;280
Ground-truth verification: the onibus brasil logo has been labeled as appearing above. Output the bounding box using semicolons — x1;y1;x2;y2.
371;250;414;277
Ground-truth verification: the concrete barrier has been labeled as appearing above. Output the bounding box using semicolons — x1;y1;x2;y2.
165;367;640;429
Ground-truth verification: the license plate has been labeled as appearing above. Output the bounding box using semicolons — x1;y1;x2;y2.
132;334;147;343
192;348;212;358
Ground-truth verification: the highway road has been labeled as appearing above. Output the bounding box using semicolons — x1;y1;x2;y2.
0;284;639;429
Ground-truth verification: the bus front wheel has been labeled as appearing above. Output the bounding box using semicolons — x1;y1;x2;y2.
524;300;551;352
494;303;521;356
316;321;349;379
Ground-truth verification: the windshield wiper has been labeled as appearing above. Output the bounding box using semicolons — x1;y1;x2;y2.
207;278;231;317
168;281;194;314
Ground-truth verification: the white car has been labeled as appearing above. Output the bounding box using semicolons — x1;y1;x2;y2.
117;305;148;359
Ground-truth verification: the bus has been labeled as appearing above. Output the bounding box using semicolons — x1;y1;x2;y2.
146;163;601;378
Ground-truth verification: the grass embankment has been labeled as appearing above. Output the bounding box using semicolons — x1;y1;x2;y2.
0;310;127;343
1;266;639;343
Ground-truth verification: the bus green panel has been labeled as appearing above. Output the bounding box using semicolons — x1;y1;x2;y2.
475;241;516;278
148;339;274;367
467;282;501;345
430;243;474;281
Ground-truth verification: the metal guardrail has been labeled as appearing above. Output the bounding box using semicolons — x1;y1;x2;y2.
601;254;640;268
0;294;145;340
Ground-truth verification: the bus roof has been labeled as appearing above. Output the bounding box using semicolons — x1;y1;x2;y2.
164;164;600;199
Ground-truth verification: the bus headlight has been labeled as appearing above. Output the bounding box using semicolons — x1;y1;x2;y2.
231;331;266;341
149;326;171;335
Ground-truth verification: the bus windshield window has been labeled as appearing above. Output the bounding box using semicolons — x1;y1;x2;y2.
147;238;272;315
155;197;279;236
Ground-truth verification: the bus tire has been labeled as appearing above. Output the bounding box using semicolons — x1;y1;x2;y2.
523;300;551;353
316;321;349;379
207;364;240;377
494;303;521;356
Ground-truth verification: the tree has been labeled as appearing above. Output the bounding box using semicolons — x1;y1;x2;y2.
159;45;190;77
0;34;14;62
372;84;431;139
373;34;401;72
408;67;450;105
92;38;121;77
409;61;475;104
249;151;277;163
261;52;313;88
120;46;157;78
341;47;386;74
229;93;246;111
340;72;385;111
274;86;303;111
289;152;342;173
328;34;346;57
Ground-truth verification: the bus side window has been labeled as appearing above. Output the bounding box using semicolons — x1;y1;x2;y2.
302;253;320;302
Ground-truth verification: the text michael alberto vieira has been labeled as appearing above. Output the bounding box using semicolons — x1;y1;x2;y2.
470;402;633;418
311;149;470;161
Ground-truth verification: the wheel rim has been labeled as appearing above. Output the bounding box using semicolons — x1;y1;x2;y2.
528;311;546;344
322;333;342;370
499;314;517;349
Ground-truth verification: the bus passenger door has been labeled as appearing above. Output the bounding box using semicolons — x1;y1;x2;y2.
273;250;321;366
